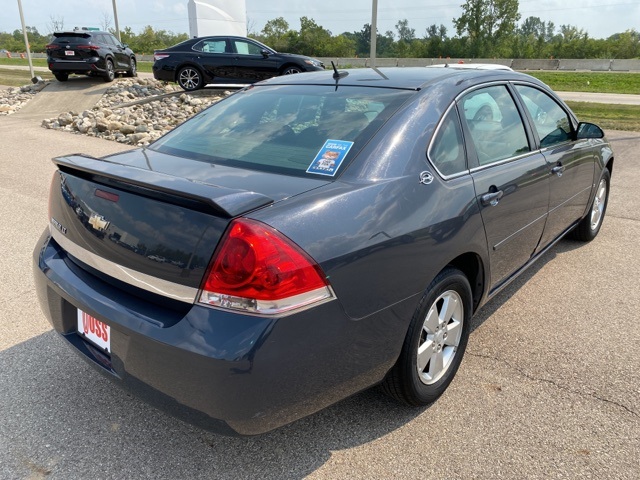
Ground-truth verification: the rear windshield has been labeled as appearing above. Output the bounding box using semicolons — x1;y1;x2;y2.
51;33;91;44
150;84;413;178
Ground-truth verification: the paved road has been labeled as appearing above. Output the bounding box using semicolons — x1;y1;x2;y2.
0;92;639;479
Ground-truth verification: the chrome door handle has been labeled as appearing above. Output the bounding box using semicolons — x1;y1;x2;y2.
481;190;504;207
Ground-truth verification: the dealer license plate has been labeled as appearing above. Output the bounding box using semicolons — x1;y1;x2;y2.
77;310;110;353
65;50;75;56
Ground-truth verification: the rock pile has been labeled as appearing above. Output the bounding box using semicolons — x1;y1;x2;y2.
0;83;45;115
41;78;227;146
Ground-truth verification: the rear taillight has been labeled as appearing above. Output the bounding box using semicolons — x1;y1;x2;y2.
45;44;56;50
199;219;333;315
153;53;170;61
77;45;100;51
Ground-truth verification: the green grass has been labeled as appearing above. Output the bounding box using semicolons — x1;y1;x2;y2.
567;101;640;132
0;67;53;86
525;71;640;94
0;57;48;67
0;57;152;72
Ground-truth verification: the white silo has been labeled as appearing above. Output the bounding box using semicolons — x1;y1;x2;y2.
188;0;247;38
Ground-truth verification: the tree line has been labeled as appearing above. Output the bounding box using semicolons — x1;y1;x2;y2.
1;0;638;59
0;25;188;55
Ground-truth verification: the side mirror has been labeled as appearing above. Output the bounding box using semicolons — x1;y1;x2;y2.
261;49;270;58
576;122;604;140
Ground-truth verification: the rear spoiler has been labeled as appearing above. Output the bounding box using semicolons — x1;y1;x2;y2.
53;154;274;218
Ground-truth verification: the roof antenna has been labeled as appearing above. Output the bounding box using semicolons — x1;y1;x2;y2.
331;61;348;80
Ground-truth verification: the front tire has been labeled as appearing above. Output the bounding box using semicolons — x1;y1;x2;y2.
570;168;610;242
281;66;302;75
177;66;204;91
382;268;472;406
104;59;115;82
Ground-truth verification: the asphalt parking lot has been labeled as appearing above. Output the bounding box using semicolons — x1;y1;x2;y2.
0;97;639;479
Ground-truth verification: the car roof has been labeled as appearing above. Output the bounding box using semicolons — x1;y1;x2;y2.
259;67;539;91
426;63;513;71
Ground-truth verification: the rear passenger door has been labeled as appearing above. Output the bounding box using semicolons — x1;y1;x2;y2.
192;38;235;82
461;84;550;290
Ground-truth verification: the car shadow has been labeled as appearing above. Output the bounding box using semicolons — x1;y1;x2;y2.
469;237;585;333
0;330;426;478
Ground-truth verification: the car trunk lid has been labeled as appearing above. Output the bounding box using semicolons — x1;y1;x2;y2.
48;153;329;304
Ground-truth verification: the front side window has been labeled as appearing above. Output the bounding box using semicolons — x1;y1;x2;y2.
515;85;573;148
150;85;412;178
429;107;466;177
234;40;264;55
460;85;530;166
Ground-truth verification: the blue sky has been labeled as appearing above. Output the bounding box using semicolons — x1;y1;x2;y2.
2;0;638;40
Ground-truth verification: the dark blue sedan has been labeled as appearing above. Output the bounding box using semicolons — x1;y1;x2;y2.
34;67;613;435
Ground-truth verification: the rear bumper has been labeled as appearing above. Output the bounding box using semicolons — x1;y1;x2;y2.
48;58;104;74
33;230;406;435
152;64;176;82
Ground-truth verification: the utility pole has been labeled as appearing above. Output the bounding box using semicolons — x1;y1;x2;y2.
16;0;35;81
370;0;378;68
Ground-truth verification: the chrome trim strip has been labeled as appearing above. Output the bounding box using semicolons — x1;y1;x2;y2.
199;286;336;318
50;226;199;303
468;150;538;174
493;211;548;251
548;186;593;214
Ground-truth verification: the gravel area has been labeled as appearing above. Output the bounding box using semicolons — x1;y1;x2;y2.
0;78;227;145
41;78;227;145
0;83;47;115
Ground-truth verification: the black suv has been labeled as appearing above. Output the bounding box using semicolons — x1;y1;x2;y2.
46;29;137;82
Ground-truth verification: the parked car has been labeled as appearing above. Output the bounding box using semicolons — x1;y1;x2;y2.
152;36;324;90
34;67;612;436
46;28;137;82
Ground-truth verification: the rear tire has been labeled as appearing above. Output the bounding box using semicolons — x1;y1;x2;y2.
126;57;137;77
570;168;610;242
104;59;115;82
382;268;472;406
54;73;68;82
177;66;204;91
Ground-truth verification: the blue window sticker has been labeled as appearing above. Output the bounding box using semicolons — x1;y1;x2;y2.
306;139;354;177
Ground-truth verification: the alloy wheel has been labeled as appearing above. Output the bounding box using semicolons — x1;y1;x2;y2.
417;290;464;385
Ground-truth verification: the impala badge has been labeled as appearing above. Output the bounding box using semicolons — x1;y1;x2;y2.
419;171;434;185
50;217;67;235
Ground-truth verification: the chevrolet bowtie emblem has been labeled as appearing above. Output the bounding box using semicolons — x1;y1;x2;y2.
89;214;110;232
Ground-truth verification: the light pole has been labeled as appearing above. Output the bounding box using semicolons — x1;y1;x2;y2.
370;0;378;68
16;0;35;81
112;0;121;41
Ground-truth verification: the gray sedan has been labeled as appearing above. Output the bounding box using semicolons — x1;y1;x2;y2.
33;67;612;435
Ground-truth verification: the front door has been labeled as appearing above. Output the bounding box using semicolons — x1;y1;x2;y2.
514;85;596;248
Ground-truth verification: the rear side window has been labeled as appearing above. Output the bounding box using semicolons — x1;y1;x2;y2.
193;39;228;53
515;85;573;148
150;85;413;178
460;85;530;166
429;107;466;177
